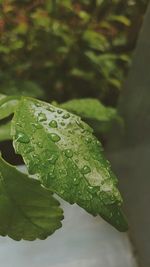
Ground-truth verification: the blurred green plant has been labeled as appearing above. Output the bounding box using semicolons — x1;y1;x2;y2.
0;0;148;105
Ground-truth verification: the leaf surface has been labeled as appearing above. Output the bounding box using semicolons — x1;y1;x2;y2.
12;97;128;231
0;156;63;241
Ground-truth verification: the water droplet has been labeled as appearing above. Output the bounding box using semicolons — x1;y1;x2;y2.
85;137;91;143
60;189;65;194
57;109;63;114
38;142;43;148
31;123;42;129
59;169;67;176
49;172;54;177
16;132;30;144
65;149;73;158
48;172;55;181
84;155;89;160
50;133;61;142
38;112;47;122
35;103;41;107
73;177;79;185
96;140;101;146
16;122;22;128
81;165;91;174
47;106;55;112
28;160;39;175
76;120;84;129
63;113;70;119
49;120;58;128
48;154;58;164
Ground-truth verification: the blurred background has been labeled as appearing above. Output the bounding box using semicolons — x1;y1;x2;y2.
0;0;148;105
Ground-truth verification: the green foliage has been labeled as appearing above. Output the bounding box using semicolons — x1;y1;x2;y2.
58;98;118;122
0;94;20;120
0;156;63;240
11;97;128;233
0;0;148;104
0;74;44;98
55;98;121;136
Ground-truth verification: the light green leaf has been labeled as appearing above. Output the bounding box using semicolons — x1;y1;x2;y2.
0;95;20;120
108;15;131;26
69;69;95;81
0;156;63;241
83;30;110;52
58;98;118;122
11;97;128;232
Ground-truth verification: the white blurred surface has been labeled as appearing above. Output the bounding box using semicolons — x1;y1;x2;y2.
0;199;138;267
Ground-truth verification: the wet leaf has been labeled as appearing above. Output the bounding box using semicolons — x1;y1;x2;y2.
12;97;128;232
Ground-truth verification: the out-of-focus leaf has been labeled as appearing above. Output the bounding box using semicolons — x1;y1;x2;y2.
0;156;63;241
0;95;19;120
69;68;95;80
83;30;110;52
58;98;119;122
0;77;44;98
108;15;131;26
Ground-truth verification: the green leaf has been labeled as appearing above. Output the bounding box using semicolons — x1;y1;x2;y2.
58;98;118;123
83;30;110;52
56;98;121;136
11;97;128;232
0;156;63;241
0;122;11;142
0;95;20;120
108;15;131;26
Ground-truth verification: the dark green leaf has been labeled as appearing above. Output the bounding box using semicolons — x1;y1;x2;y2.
0;156;63;241
11;97;128;232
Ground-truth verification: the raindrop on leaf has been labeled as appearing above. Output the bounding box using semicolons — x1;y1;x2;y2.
57;110;63;114
65;149;73;158
38;113;47;122
49;120;58;128
81;165;91;174
63;113;70;119
50;133;61;142
16;132;30;144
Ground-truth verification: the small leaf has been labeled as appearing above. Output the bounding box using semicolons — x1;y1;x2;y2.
12;97;128;232
55;98;121;136
83;30;110;52
0;156;63;241
58;98;119;122
108;15;131;26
